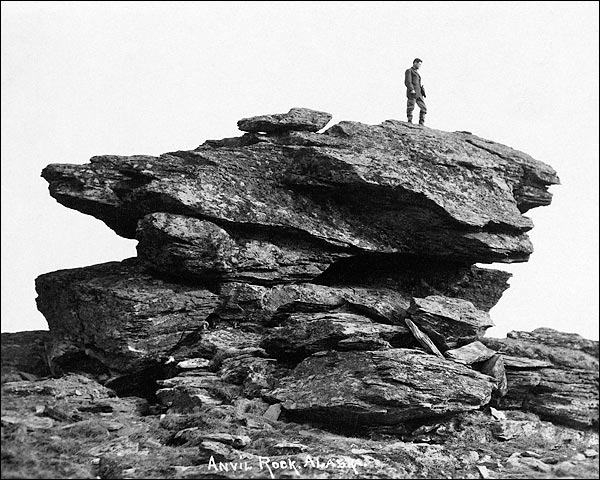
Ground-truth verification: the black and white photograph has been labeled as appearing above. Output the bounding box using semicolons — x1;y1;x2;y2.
1;1;598;478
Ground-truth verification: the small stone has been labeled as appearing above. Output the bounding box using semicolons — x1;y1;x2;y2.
553;461;576;477
583;449;598;458
462;451;480;463
445;341;496;365
203;433;251;448
1;415;54;430
476;465;491;479
351;448;377;454
413;424;440;435
572;453;586;461
480;354;508;397
173;466;194;474
263;403;282;421
74;389;82;396
144;438;162;448
274;442;308;452
177;358;210;369
505;452;521;468
519;457;551;472
490;407;506;421
104;421;124;431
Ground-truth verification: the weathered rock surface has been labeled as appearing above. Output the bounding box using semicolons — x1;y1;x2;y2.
482;329;599;428
266;349;495;426
480;353;509;397
41;116;558;264
1;331;50;382
217;263;510;326
407;296;494;350
445;340;497;365
261;312;410;362
35;259;220;374
483;328;599;370
237;107;332;133
136;212;349;283
156;372;239;412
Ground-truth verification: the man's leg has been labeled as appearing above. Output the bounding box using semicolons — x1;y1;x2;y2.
406;97;416;123
416;98;427;125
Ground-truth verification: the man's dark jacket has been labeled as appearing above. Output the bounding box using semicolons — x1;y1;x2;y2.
405;67;425;98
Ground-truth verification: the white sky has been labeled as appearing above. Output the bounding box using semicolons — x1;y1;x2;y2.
1;1;598;340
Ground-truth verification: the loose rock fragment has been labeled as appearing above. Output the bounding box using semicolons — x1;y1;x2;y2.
445;341;496;365
480;354;509;397
404;318;444;358
237;107;332;133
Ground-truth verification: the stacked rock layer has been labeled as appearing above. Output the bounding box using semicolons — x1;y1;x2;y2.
36;108;598;429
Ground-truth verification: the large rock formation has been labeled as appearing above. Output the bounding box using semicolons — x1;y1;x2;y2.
29;108;598;436
41;109;558;264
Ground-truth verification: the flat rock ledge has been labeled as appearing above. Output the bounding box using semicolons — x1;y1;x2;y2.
266;349;495;426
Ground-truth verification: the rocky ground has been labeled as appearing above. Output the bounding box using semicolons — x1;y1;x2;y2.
1;369;598;479
2;108;598;479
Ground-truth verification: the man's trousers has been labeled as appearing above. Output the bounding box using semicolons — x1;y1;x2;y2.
407;97;427;123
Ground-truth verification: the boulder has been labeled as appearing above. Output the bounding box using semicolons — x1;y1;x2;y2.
41;115;558;264
266;349;495;426
407;296;494;350
136;212;348;283
35;259;219;374
237;107;332;133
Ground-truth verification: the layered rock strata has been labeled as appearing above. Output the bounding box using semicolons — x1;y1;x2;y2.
31;108;597;431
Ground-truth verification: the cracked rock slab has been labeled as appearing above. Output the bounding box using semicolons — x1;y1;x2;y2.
237;107;333;133
261;312;410;362
35;259;219;374
266;349;495;426
407;295;494;350
445;341;497;365
137;212;349;283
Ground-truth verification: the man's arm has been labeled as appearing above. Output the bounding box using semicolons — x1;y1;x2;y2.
404;69;414;92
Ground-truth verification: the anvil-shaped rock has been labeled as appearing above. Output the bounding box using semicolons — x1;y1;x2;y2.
42;109;559;265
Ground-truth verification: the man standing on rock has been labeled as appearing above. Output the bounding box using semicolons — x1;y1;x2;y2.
405;58;427;126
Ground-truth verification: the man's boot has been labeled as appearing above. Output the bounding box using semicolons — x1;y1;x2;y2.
419;113;425;126
407;115;413;124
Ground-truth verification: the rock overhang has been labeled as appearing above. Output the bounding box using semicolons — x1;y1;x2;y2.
41;108;559;265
